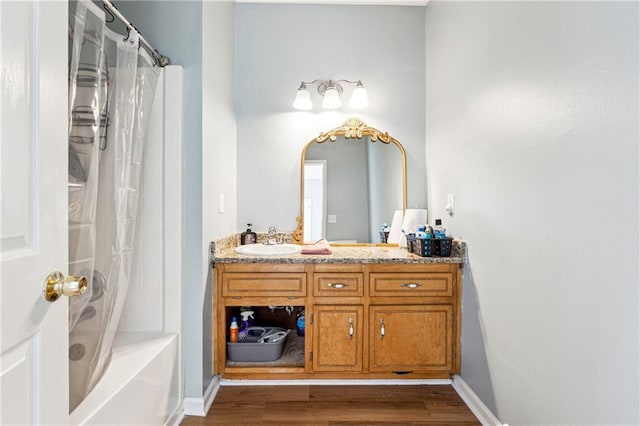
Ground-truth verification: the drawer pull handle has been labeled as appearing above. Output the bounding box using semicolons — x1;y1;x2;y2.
400;282;422;289
328;282;350;289
349;318;354;339
380;318;385;340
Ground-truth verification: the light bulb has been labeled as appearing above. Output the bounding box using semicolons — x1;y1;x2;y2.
321;87;341;109
349;82;369;109
293;86;312;110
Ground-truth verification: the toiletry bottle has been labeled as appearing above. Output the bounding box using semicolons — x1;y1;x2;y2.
424;225;434;239
229;316;238;343
434;219;446;239
240;224;257;245
296;309;305;336
381;223;390;243
239;311;254;337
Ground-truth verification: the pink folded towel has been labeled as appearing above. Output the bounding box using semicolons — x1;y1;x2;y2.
301;239;332;255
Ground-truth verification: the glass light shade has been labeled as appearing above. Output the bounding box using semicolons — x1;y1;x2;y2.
293;88;312;110
321;87;341;109
349;86;369;109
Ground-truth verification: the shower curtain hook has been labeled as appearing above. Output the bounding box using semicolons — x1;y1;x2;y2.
103;3;115;23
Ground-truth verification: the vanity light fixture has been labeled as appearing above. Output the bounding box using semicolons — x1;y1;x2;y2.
293;79;370;110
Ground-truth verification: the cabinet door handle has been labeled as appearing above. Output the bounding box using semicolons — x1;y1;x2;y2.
379;318;385;340
349;318;354;339
328;282;350;289
400;282;422;289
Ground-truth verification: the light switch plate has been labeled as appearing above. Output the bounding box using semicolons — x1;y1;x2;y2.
328;214;337;223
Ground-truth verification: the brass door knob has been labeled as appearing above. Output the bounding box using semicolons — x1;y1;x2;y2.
43;271;88;302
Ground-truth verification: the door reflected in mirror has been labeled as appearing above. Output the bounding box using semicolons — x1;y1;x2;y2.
303;160;326;242
295;118;407;245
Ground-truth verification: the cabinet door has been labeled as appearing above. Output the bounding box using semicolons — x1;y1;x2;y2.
312;305;363;372
369;305;453;373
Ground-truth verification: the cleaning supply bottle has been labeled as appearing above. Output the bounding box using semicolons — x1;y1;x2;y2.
434;219;446;239
240;224;257;245
229;316;238;343
296;309;305;336
239;311;254;337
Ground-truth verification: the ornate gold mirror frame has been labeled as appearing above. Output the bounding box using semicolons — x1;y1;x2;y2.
292;118;407;244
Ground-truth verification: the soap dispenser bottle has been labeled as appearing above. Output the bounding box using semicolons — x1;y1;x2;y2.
240;224;257;245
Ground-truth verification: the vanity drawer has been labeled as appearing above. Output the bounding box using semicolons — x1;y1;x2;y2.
222;272;307;297
314;273;364;297
369;272;453;297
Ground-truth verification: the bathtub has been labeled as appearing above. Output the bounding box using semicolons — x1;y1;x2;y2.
70;332;181;426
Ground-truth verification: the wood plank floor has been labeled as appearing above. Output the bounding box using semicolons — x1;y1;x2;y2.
181;385;480;425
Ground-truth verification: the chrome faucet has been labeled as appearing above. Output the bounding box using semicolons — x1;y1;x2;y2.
266;226;277;245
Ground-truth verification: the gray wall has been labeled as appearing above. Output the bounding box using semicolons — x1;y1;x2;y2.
425;2;639;424
235;4;427;234
202;0;237;394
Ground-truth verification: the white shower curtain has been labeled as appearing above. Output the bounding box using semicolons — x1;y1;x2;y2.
68;0;159;411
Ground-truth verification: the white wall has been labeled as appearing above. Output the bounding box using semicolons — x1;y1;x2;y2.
235;4;427;234
425;2;639;424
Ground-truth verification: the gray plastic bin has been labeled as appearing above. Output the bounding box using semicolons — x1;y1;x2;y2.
227;327;289;362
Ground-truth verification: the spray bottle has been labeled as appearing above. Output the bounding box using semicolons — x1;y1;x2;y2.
239;310;254;339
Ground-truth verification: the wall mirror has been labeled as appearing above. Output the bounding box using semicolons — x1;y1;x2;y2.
292;118;407;245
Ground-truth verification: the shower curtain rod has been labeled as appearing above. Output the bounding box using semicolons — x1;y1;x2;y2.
101;0;171;67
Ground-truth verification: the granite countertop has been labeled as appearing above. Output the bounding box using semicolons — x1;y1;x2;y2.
211;233;466;265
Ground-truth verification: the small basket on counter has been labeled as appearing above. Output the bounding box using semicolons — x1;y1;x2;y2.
406;234;454;257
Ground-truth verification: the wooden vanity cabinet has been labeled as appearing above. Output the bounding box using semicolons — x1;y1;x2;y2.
312;305;364;372
367;264;459;374
369;305;453;373
214;261;461;379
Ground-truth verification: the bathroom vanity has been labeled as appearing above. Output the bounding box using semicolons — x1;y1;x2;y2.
212;240;464;380
212;118;463;380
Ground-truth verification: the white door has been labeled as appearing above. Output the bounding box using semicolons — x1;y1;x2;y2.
1;2;74;424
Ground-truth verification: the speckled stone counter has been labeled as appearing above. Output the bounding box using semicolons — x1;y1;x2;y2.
211;233;466;265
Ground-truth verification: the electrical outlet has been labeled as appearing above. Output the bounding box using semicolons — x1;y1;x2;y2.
445;193;454;215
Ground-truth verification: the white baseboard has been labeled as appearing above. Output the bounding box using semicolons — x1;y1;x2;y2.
189;375;503;425
182;376;221;417
452;375;504;426
167;405;184;426
221;378;452;386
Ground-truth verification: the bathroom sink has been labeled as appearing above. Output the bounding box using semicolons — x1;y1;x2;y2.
235;243;302;256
